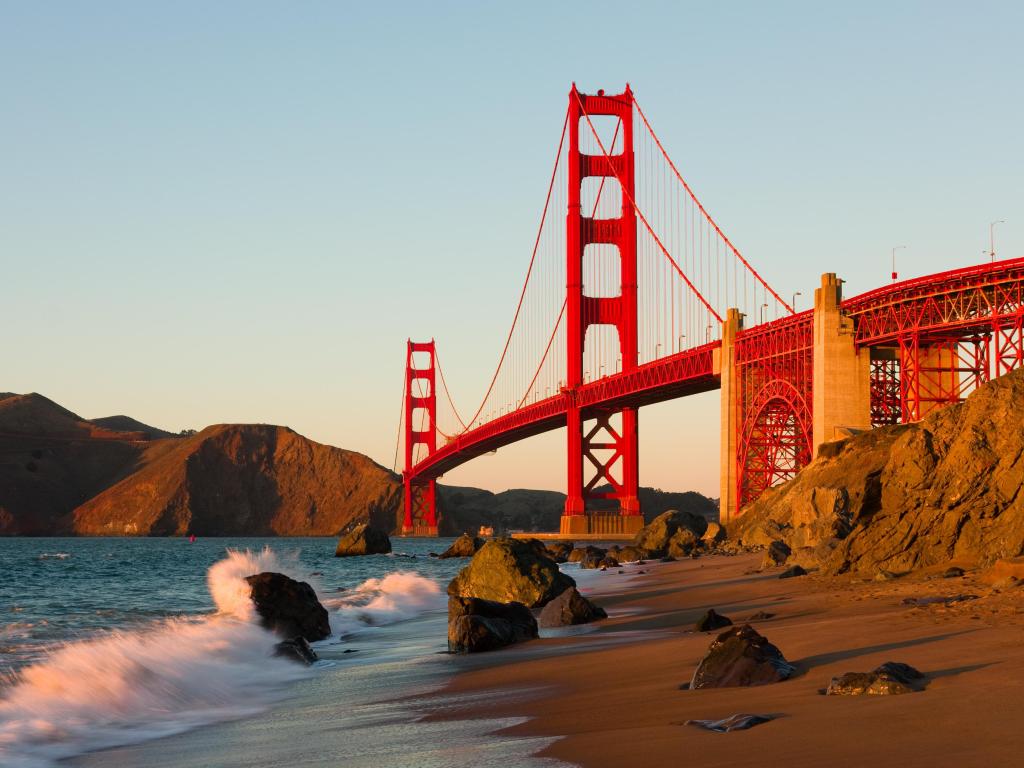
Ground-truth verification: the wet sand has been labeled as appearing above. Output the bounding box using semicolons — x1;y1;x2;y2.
436;553;1024;767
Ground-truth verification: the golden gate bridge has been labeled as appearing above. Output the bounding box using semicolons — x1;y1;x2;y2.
396;84;1024;536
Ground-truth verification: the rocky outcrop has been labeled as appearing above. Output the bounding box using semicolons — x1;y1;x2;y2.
730;369;1024;575
545;542;574;563
689;624;795;689
447;595;538;653
335;523;392;556
447;538;575;609
761;540;791;568
437;533;485;559
826;662;924;696
568;545;604;564
245;572;331;641
538;587;607;627
634;509;708;556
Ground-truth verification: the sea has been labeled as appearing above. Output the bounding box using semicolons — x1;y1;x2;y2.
0;537;575;768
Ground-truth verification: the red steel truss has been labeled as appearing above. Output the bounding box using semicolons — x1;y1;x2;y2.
733;312;814;508
402;340;438;535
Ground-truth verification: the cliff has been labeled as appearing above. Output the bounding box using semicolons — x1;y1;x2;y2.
730;367;1024;574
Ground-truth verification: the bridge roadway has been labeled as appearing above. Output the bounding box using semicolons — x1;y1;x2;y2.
411;257;1024;486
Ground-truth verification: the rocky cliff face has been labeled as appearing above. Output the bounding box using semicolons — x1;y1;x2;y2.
72;424;402;536
731;368;1024;574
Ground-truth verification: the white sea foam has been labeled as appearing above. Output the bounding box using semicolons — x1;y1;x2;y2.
0;549;311;768
322;572;445;638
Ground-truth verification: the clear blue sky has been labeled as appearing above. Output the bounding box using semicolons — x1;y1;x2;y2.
2;2;1021;496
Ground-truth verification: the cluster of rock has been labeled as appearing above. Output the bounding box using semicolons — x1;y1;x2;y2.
446;538;608;653
826;662;924;696
335;523;392;557
729;368;1024;577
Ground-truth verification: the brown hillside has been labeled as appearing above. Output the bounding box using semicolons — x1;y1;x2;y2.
71;424;403;536
89;415;178;440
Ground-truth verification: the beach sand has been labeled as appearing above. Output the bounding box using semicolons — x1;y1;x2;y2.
435;553;1024;767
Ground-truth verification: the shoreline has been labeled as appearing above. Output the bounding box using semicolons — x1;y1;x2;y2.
433;552;1024;767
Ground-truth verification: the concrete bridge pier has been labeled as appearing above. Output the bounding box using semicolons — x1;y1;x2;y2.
716;308;744;524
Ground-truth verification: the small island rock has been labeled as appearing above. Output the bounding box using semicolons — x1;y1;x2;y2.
335;523;392;557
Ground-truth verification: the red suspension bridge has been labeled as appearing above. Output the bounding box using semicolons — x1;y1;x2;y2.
397;84;1024;536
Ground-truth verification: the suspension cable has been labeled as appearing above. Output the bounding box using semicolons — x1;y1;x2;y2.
633;97;794;315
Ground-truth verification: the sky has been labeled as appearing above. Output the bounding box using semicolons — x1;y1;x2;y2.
2;1;1022;497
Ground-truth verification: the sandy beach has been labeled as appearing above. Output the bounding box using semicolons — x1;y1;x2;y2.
436;552;1024;767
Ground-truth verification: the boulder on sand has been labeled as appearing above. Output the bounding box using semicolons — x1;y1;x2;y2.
761;540;791;568
538;586;607;627
694;608;733;632
569;545;605;563
613;545;650;563
245;572;331;641
438;533;484;559
447;537;576;609
335;523;392;557
447;595;538;653
826;662;924;696
690;624;795;689
701;522;726;545
634;510;709;555
667;528;699;558
546;542;574;563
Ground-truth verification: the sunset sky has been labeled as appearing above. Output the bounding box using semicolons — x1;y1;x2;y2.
3;1;1021;496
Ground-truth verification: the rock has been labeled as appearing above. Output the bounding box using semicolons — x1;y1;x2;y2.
546;542;574;563
634;509;709;555
577;547;610;569
826;662;924;695
447;595;538;653
685;714;774;732
335;523;392;557
245;572;331;641
695;608;733;632
761;540;792;568
732;369;1024;575
779;565;807;579
538;587;607;627
875;569;899;581
447;538;576;608
982;556;1024;585
690;624;795;689
614;545;650;563
659;555;676;563
438;533;485;559
583;554;620;570
700;522;726;545
666;528;699;558
942;566;965;578
569;545;605;563
273;636;318;665
747;611;775;621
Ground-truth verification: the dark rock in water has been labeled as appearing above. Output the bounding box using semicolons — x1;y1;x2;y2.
685;714;774;733
747;611;776;621
779;565;807;579
447;595;538;653
570;545;606;564
246;572;331;641
429;552;439;558
762;540;792;568
634;509;709;555
690;624;795;689
546;542;574;563
447;538;576;609
826;661;924;695
585;555;620;570
438;533;485;559
335;523;392;557
539;587;607;627
695;608;733;632
274;636;318;665
942;566;965;578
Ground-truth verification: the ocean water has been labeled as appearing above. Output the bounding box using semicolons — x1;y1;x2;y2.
0;537;572;768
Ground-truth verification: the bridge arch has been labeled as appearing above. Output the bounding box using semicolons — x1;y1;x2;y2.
737;378;812;507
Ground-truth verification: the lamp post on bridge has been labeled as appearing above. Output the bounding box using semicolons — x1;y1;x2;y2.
891;245;906;282
706;324;713;343
791;291;802;311
990;220;1005;262
760;303;768;324
678;333;685;352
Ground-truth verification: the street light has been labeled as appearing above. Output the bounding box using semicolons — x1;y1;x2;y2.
791;291;802;311
891;245;906;282
678;333;686;351
760;303;768;323
706;324;713;342
990;220;1006;262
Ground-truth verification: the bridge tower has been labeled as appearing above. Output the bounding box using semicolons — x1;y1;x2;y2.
402;340;438;536
561;84;643;536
